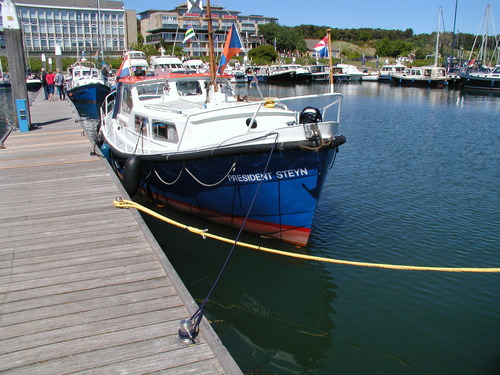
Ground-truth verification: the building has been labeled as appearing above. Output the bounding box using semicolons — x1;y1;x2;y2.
2;0;137;59
138;5;278;57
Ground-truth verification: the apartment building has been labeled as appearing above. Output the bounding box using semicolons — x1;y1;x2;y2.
138;4;277;56
2;0;136;57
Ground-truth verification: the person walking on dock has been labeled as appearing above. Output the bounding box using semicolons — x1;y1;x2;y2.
41;68;49;100
45;70;55;101
54;69;65;100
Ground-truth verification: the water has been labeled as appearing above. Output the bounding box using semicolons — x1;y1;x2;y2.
0;89;16;137
2;82;498;374
141;83;500;375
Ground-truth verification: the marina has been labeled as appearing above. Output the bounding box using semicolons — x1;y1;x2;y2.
0;92;241;374
1;0;499;372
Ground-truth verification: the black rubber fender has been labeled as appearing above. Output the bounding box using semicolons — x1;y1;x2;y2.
122;156;141;197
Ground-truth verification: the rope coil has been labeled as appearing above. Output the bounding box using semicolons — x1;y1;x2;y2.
113;198;500;273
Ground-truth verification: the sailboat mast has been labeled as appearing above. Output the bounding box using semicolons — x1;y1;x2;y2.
434;7;441;67
451;0;458;60
205;0;217;90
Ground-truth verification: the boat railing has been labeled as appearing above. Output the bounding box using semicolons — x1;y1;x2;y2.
174;93;343;152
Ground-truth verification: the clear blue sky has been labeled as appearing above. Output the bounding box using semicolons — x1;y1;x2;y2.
123;0;498;36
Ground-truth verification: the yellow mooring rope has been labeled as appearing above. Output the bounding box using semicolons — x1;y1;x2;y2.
114;198;500;273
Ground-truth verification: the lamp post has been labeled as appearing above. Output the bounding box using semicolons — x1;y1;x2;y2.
41;53;47;70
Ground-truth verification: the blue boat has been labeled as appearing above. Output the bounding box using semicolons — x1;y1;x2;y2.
100;73;345;246
66;60;110;103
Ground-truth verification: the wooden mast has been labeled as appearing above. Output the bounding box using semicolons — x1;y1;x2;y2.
205;0;217;91
327;29;334;93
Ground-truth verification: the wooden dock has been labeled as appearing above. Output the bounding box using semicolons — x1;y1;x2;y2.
0;94;242;374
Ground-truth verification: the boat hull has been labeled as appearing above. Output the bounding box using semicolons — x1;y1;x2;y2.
267;72;311;83
460;75;500;91
26;82;42;91
106;141;343;246
392;77;448;87
67;83;110;103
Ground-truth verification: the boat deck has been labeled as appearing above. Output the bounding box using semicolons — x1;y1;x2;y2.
0;93;241;374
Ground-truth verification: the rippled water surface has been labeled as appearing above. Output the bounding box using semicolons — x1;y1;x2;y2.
144;83;499;375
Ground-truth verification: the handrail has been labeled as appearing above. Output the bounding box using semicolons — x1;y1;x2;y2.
174;93;343;152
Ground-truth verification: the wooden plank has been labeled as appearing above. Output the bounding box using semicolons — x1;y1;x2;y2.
7;339;222;375
0;286;178;326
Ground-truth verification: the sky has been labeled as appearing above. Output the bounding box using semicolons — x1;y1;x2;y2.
123;0;499;36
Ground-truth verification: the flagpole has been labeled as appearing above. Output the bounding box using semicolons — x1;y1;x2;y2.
327;28;334;93
205;0;217;91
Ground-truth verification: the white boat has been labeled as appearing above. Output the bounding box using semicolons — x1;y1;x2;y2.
361;70;380;81
379;64;407;81
184;59;209;73
99;71;345;246
66;60;110;103
150;55;185;75
392;66;448;86
336;64;364;81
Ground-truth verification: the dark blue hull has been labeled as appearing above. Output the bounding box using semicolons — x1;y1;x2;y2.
460;75;500;91
106;142;343;246
68;83;110;103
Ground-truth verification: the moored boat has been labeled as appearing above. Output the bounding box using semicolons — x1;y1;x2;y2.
26;76;42;91
330;66;349;82
379;63;407;81
336;64;364;81
150;55;185;75
361;70;380;81
0;76;11;89
66;60;110;103
306;64;329;81
99;72;345;246
267;64;312;83
392;66;448;86
459;65;500;91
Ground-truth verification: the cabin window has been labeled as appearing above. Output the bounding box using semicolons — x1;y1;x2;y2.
137;83;163;100
135;115;149;136
152;121;179;143
424;69;431;77
176;81;202;96
121;85;133;114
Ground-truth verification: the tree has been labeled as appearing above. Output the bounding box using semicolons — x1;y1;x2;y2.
375;38;414;58
258;23;307;54
248;45;279;65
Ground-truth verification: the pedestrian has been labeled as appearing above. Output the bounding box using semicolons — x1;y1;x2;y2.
101;63;109;85
45;70;55;101
54;69;65;100
41;68;49;100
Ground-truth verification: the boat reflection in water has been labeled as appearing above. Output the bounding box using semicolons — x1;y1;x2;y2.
72;101;101;120
137;198;338;373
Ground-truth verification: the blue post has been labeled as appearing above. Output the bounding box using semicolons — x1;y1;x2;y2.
15;99;30;132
